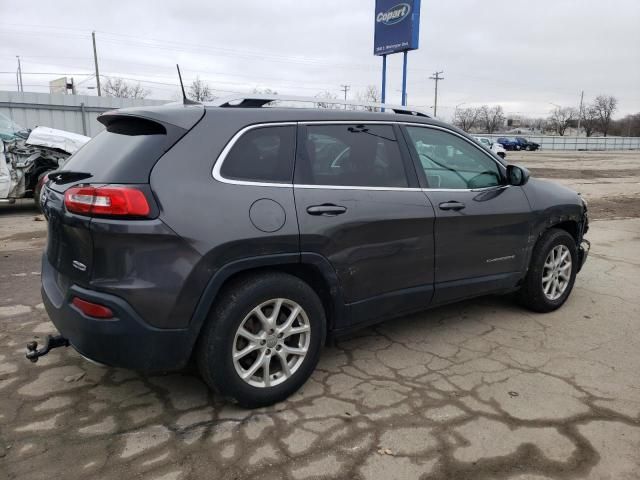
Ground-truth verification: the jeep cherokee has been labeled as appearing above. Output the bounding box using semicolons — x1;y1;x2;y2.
33;96;589;407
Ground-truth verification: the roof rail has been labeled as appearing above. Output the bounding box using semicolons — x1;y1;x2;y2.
208;94;430;117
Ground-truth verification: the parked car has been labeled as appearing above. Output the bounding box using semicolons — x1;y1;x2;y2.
514;137;540;151
496;137;520;151
474;136;506;158
31;97;589;407
0;113;90;207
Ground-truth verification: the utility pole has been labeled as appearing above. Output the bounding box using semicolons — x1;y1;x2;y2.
576;90;584;135
429;71;444;117
16;56;23;92
92;31;101;96
340;84;350;110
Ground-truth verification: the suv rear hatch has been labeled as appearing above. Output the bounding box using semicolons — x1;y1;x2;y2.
43;104;204;287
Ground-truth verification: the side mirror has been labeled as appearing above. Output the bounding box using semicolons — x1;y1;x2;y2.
507;164;530;186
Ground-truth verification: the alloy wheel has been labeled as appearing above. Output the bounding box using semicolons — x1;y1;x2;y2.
542;245;572;300
232;298;311;388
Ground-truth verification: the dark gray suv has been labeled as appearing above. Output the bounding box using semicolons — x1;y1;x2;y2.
34;96;589;407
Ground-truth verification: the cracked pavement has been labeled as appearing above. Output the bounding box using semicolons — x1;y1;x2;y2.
1;152;640;480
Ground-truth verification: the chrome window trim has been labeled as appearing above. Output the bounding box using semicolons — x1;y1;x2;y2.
212;120;506;192
295;184;423;192
212;122;297;188
422;185;511;193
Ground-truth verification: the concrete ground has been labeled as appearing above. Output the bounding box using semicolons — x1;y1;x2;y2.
1;151;640;480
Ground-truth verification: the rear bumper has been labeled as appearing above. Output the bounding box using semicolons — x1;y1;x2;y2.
41;254;193;372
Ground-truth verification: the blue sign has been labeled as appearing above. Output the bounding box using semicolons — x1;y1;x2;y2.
374;0;420;56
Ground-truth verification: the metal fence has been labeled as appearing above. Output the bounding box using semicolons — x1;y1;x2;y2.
0;90;169;137
480;134;640;151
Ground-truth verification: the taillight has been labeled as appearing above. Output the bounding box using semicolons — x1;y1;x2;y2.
72;297;114;319
64;186;150;217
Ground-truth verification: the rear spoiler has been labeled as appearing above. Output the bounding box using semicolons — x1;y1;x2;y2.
98;103;205;130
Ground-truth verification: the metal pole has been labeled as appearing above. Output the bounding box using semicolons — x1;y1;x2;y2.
429;71;444;117
381;55;387;112
16;56;23;92
576;90;584;134
92;31;101;96
340;84;350;110
80;102;88;136
401;51;408;106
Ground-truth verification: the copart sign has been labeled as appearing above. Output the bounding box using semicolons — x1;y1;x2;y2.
373;0;421;56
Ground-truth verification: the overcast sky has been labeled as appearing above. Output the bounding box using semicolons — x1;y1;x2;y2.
1;0;639;120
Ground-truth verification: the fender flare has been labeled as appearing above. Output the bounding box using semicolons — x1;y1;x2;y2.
183;252;345;352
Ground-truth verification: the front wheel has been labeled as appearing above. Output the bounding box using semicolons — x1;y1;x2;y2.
196;272;326;408
518;228;578;312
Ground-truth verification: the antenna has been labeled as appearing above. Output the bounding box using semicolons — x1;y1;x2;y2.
176;64;199;105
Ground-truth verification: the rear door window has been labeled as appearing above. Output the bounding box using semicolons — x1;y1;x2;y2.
298;124;408;188
220;125;296;183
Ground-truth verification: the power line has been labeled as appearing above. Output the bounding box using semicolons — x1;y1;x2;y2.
429;71;444;117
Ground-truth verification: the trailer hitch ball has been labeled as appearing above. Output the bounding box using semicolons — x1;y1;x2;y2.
26;335;70;363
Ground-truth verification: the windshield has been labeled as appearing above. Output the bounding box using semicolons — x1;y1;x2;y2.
0;113;29;141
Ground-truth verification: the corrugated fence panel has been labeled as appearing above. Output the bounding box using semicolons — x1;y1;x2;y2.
0;90;168;137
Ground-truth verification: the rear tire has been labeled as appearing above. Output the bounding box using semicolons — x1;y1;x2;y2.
33;172;48;213
518;228;578;312
196;271;326;408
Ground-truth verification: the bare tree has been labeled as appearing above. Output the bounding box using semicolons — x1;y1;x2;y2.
453;107;479;132
189;77;215;102
103;77;149;99
593;95;618;137
549;107;577;136
609;113;640;137
479;105;505;134
356;85;380;111
531;118;547;132
252;88;278;95
314;90;341;109
580;106;599;137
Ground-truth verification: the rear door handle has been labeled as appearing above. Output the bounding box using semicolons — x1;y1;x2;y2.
439;201;466;211
306;204;347;216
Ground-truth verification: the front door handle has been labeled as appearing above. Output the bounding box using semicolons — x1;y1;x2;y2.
307;204;347;216
439;201;466;211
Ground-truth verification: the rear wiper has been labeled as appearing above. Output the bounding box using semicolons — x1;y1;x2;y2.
49;170;92;184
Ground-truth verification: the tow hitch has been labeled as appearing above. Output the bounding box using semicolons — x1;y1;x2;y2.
26;334;70;363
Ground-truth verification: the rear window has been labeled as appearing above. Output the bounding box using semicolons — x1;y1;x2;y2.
60;117;176;184
220;125;296;183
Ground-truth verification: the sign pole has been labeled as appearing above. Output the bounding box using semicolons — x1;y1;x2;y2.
381;54;387;112
401;51;408;106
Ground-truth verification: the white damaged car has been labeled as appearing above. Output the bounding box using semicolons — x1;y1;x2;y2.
474;136;506;159
0;113;90;207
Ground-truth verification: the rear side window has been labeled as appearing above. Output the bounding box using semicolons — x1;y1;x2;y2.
298;124;408;188
220;126;296;183
61;117;174;183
